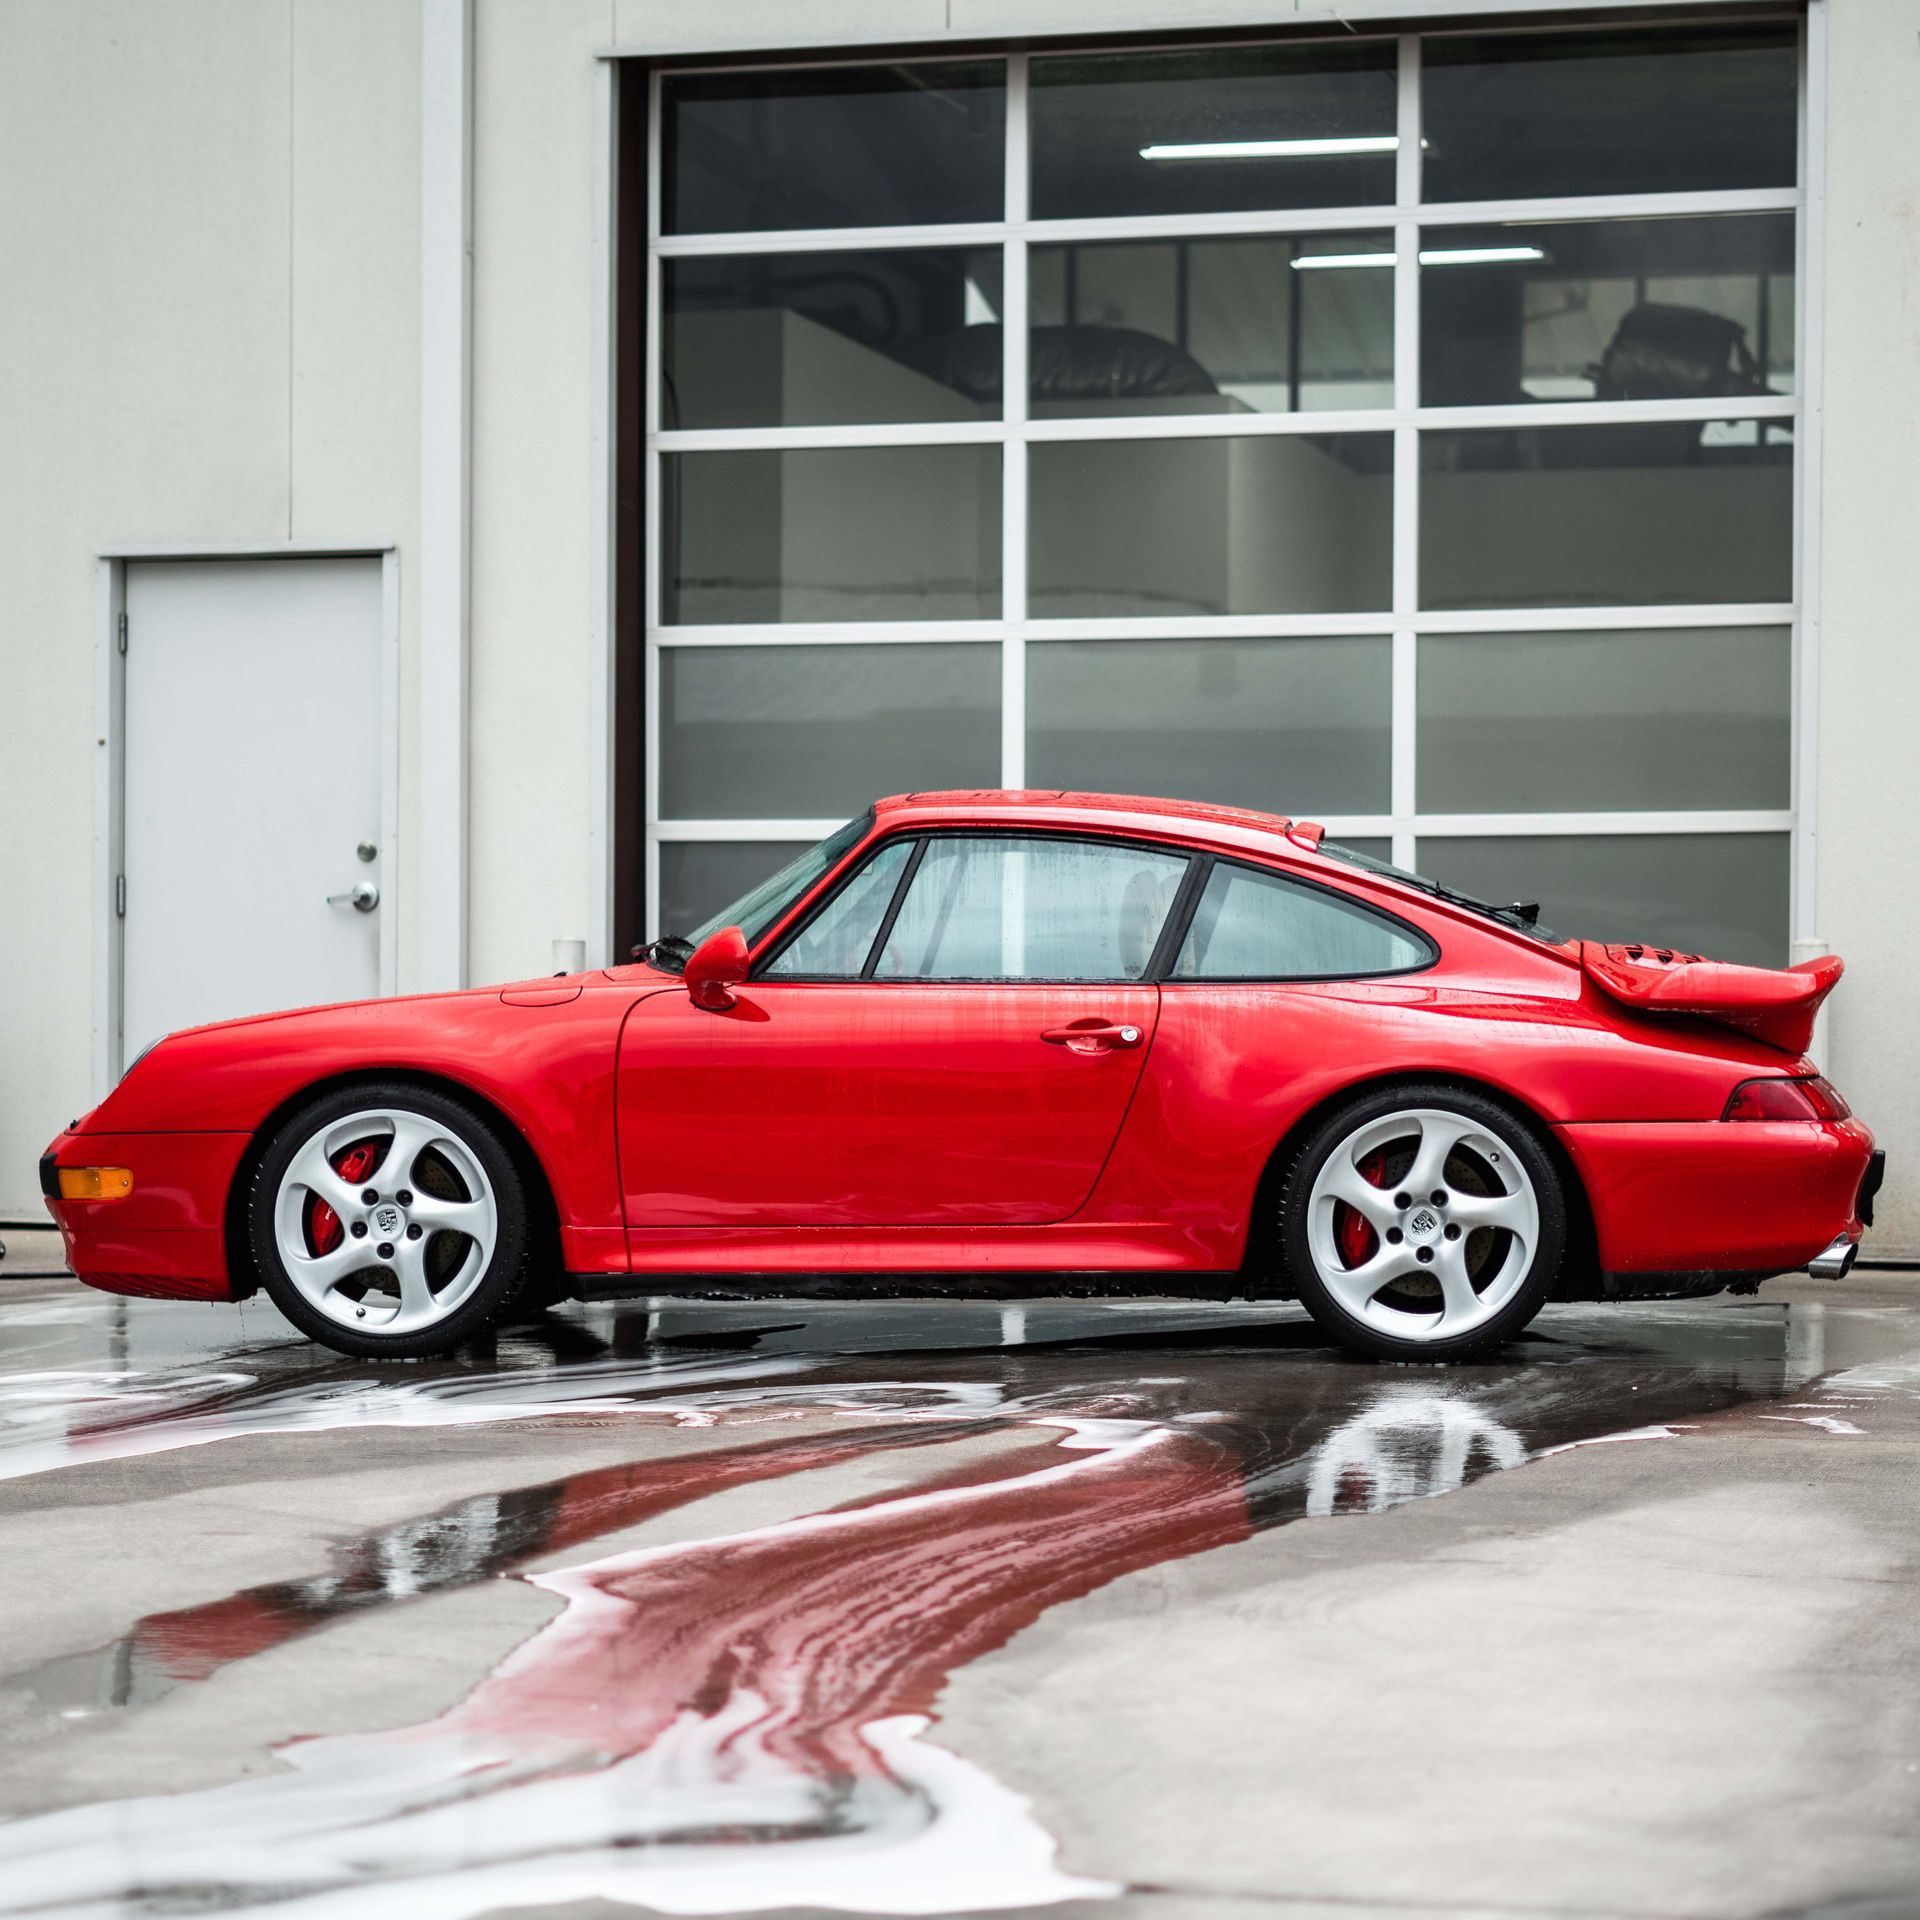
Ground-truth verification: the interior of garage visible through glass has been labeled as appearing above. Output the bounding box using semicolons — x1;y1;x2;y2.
660;644;999;820
1420;214;1795;407
662;447;1002;624
1029;232;1393;416
1030;40;1398;220
1419;421;1792;610
1420;23;1798;202
1418;628;1790;815
1030;434;1391;617
662;62;1005;233
663;251;1004;428
1027;636;1389;816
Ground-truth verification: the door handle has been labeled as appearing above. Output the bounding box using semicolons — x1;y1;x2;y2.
1040;1021;1143;1052
327;880;380;913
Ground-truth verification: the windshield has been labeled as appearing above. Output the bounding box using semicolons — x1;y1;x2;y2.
649;813;873;973
1319;840;1561;944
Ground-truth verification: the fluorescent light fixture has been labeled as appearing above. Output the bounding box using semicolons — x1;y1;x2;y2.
1290;245;1549;271
1140;135;1399;160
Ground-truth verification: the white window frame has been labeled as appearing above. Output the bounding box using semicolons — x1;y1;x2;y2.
636;14;1819;947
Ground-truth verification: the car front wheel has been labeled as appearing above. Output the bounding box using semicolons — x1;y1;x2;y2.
249;1081;532;1359
1279;1083;1565;1361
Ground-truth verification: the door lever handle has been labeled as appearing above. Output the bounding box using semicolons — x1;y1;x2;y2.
1040;1021;1142;1051
327;880;380;913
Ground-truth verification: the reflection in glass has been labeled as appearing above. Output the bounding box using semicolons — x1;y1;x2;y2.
660;645;999;819
1031;40;1398;220
1031;434;1392;617
663;448;1002;624
1029;233;1393;417
663;63;1005;234
663;251;1003;428
659;842;795;941
1422;24;1797;203
875;836;1189;981
1027;637;1389;814
1418;628;1789;814
765;840;915;978
1420;214;1794;407
1419;423;1792;610
1415;833;1789;966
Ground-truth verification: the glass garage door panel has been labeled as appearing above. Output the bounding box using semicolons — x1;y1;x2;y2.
1029;233;1394;418
1418;628;1790;814
1419;423;1792;610
660;644;1000;820
1027;637;1390;815
1421;24;1798;203
1420;214;1796;408
663;63;1006;234
663;251;1004;429
1030;41;1398;220
1030;434;1392;618
662;447;1003;625
1415;833;1789;967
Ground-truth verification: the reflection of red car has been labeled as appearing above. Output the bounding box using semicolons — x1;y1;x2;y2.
40;792;1881;1362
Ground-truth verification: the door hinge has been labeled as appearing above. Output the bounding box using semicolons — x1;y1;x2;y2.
116;611;127;655
115;874;126;917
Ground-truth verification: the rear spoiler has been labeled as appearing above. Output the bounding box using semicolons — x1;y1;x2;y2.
1579;942;1843;1057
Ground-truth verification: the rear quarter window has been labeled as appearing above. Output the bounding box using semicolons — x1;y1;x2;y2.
1172;861;1433;980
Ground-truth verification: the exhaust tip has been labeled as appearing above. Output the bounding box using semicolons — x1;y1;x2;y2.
1808;1235;1859;1281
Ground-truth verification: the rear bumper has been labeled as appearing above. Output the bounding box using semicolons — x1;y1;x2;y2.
38;1128;250;1301
1556;1116;1877;1276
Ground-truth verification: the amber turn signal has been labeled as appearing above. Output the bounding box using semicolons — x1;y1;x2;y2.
57;1166;133;1201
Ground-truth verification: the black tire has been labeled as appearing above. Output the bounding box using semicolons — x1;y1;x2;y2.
1278;1081;1566;1362
248;1079;534;1360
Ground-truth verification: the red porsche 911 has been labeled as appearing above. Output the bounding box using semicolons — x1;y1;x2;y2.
41;792;1881;1363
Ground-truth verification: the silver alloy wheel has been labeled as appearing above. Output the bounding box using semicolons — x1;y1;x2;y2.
271;1106;498;1336
1304;1105;1540;1344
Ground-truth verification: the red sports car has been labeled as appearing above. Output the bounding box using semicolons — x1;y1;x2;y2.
40;792;1881;1362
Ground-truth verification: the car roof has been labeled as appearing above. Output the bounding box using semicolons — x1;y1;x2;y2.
873;789;1316;859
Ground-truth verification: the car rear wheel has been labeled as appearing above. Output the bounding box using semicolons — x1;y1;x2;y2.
249;1081;532;1359
1279;1083;1565;1361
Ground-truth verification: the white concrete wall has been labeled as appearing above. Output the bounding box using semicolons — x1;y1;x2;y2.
0;0;420;1217
1814;0;1920;1256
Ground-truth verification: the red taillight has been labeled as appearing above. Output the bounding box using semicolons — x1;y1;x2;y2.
1723;1075;1851;1122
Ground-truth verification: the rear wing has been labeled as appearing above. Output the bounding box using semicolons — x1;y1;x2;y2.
1579;942;1843;1057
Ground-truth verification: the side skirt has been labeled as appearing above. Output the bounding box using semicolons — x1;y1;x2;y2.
565;1269;1263;1305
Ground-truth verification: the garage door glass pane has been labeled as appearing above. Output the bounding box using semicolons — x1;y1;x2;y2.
663;448;1002;624
1173;863;1429;979
1031;41;1397;220
660;644;1000;819
1030;233;1393;417
1421;25;1798;203
1028;637;1389;814
764;838;915;978
660;842;798;941
875;837;1190;981
1031;434;1391;617
1415;833;1789;967
663;63;1005;233
1421;214;1796;407
1418;628;1789;813
1419;423;1792;610
663;251;1003;428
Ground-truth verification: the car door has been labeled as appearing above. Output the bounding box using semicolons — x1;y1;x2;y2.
616;832;1192;1228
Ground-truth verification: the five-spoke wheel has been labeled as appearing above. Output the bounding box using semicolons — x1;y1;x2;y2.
250;1082;531;1358
1281;1084;1565;1360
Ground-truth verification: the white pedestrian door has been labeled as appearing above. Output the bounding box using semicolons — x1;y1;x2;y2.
121;557;385;1066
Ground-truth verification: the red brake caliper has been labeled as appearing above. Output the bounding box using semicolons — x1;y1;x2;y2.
308;1141;381;1256
1336;1149;1388;1269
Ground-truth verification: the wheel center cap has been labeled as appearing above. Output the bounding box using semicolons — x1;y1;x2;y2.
372;1203;404;1237
1405;1205;1440;1240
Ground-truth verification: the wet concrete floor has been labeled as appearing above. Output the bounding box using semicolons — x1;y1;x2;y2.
0;1230;1916;1919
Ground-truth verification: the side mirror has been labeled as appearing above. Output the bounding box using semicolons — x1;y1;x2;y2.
683;925;750;1011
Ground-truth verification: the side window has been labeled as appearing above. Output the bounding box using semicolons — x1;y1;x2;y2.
1173;862;1430;980
874;837;1188;981
762;839;914;978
